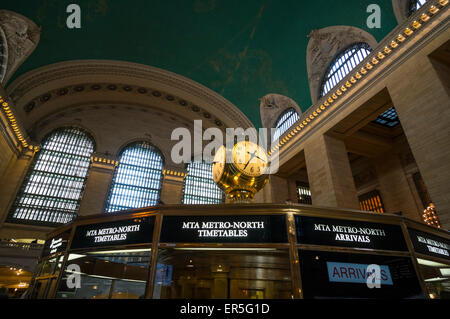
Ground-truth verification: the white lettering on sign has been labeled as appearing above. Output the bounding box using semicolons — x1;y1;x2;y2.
314;223;386;243
85;224;141;243
417;235;449;256
49;237;63;254
182;221;264;238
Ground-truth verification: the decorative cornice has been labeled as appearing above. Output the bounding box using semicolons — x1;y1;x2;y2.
0;10;40;85
7;60;254;130
90;152;119;170
163;168;187;181
19;142;39;159
21;82;225;128
269;0;448;158
0;91;30;149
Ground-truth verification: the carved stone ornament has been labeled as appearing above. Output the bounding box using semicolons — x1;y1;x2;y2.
306;26;377;104
0;10;41;85
259;94;302;129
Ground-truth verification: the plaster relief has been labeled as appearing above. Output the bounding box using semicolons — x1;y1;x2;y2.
259;93;302;130
0;10;40;85
306;26;377;104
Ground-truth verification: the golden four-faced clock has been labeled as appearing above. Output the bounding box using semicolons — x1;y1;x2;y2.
213;141;269;202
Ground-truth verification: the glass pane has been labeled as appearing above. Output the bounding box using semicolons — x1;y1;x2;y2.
273;109;300;142
299;250;424;299
153;248;293;299
106;142;163;212
373;107;400;128
31;280;50;299
410;0;428;15
38;257;59;277
9;127;94;225
56;248;151;299
321;43;372;97
416;258;450;299
182;162;223;204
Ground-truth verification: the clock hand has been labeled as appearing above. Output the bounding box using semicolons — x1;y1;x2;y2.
244;151;258;169
254;154;266;163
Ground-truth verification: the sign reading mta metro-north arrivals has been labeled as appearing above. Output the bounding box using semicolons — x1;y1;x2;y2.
295;215;408;251
70;216;155;249
408;228;450;260
159;215;287;243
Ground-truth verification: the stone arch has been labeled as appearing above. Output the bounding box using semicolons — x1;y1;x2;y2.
392;0;427;24
6;60;254;169
0;26;7;83
114;138;166;167
306;26;377;104
259;94;302;129
35;122;98;153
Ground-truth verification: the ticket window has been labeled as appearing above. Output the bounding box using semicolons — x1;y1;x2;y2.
153;248;293;299
55;248;151;299
298;250;425;299
416;258;450;299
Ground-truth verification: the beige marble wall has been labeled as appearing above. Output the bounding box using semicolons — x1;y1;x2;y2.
387;44;450;228
372;152;422;221
305;134;359;210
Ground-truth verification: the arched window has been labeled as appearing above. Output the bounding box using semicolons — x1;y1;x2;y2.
272;108;300;142
8;127;95;225
105;142;163;212
320;43;372;97
182;162;224;204
409;0;428;15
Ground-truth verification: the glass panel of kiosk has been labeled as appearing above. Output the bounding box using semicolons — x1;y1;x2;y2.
30;228;71;299
295;215;425;299
55;216;155;299
154;214;292;299
407;227;450;298
56;249;151;299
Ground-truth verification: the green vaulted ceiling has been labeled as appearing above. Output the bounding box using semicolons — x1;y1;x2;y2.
2;0;398;127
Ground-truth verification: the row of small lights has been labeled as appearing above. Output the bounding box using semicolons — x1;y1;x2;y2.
163;169;187;178
90;156;119;167
268;0;447;157
0;95;36;151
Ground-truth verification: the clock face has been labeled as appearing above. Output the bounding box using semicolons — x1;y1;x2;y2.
212;145;226;183
232;141;268;177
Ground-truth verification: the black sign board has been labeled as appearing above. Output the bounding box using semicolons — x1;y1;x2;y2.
71;216;155;249
295;216;408;251
408;228;450;260
42;231;70;257
160;215;287;243
299;249;424;299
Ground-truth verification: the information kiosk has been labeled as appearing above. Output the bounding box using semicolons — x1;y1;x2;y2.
30;204;450;299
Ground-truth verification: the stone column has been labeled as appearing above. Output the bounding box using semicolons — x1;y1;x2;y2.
387;55;450;228
304;134;359;209
372;153;421;221
77;153;118;216
265;175;291;204
160;168;186;204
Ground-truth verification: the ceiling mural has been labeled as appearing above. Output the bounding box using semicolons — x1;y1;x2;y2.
1;0;398;127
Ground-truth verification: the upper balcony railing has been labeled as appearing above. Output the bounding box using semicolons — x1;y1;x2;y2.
0;240;43;253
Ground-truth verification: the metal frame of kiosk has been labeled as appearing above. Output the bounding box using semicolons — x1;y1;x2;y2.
29;204;450;299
